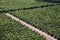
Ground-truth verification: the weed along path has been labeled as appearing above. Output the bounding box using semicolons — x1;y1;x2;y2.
5;13;57;40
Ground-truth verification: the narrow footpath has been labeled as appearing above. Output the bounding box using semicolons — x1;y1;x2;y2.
5;13;57;40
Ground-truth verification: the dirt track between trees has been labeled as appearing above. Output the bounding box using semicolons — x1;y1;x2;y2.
5;13;57;40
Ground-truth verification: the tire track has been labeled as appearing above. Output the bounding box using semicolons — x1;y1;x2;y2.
5;13;57;40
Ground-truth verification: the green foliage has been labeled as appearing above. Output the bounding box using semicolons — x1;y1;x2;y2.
0;14;46;40
0;0;54;10
10;5;60;39
0;0;60;40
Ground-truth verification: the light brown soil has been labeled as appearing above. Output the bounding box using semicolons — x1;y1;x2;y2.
5;13;57;40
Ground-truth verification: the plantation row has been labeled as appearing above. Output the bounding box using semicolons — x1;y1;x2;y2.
0;0;55;10
10;5;60;40
0;14;46;40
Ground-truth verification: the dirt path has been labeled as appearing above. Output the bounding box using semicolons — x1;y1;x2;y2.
5;13;57;40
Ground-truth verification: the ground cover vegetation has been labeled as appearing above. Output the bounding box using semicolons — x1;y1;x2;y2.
10;5;60;40
0;14;46;40
0;0;60;40
0;0;55;10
